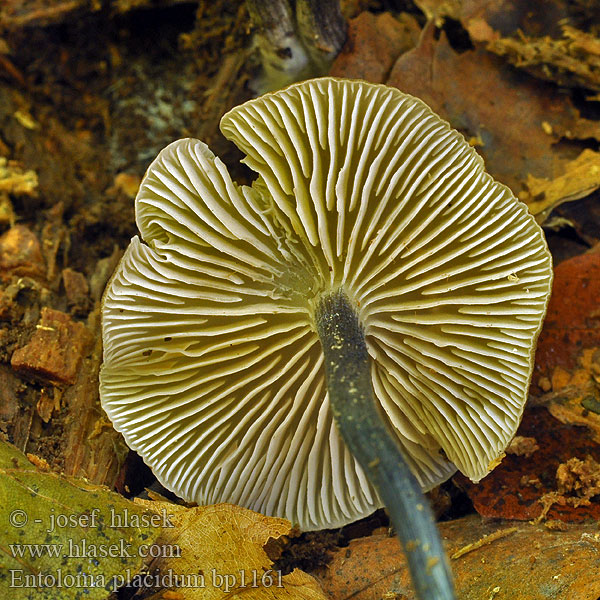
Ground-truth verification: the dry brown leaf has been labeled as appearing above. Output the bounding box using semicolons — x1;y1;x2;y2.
330;10;600;221
519;149;600;222
386;24;585;193
330;12;421;84
315;515;600;600
134;501;329;600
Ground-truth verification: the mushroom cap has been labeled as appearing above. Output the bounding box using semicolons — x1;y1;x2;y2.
100;77;553;531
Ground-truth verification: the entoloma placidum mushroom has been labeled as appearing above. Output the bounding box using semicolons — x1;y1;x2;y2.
100;78;553;599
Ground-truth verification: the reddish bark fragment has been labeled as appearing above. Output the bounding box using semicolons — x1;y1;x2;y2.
62;267;90;313
0;365;20;423
534;252;600;381
11;307;92;385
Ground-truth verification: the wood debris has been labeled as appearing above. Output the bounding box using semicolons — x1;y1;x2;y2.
484;25;600;92
451;527;518;560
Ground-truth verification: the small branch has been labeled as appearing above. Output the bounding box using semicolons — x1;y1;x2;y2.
451;527;518;560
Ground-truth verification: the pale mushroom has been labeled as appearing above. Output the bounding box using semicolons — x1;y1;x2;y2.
100;77;553;599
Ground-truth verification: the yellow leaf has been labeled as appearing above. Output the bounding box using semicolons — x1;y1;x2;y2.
522;149;600;222
0;440;162;599
135;500;330;600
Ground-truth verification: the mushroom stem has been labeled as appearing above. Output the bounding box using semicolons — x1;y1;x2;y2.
316;290;456;600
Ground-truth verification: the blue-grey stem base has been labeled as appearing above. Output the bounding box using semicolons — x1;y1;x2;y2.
315;289;456;600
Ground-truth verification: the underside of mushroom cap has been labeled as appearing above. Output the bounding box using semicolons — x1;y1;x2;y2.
100;77;553;531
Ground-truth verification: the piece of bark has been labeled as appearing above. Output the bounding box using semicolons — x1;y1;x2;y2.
62;267;90;314
11;306;92;385
534;252;600;382
41;201;68;287
0;364;20;423
61;305;129;486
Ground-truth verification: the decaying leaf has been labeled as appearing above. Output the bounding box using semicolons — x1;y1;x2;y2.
329;5;600;222
426;0;600;94
134;500;329;600
1;440;329;600
330;12;421;83
385;24;592;195
315;515;600;600
0;439;162;599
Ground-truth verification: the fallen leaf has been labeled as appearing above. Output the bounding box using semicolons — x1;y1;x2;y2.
463;2;600;93
458;0;568;41
0;439;162;599
315;515;600;600
386;24;586;195
519;149;600;223
330;12;421;83
134;500;329;600
1;440;329;600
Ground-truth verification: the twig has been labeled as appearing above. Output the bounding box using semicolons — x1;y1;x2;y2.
451;527;518;560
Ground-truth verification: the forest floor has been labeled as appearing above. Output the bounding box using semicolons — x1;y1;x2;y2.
1;1;600;599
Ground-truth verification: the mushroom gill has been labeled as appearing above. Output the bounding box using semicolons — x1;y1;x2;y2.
100;78;552;534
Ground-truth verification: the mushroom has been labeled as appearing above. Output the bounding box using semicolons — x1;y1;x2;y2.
100;78;553;599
